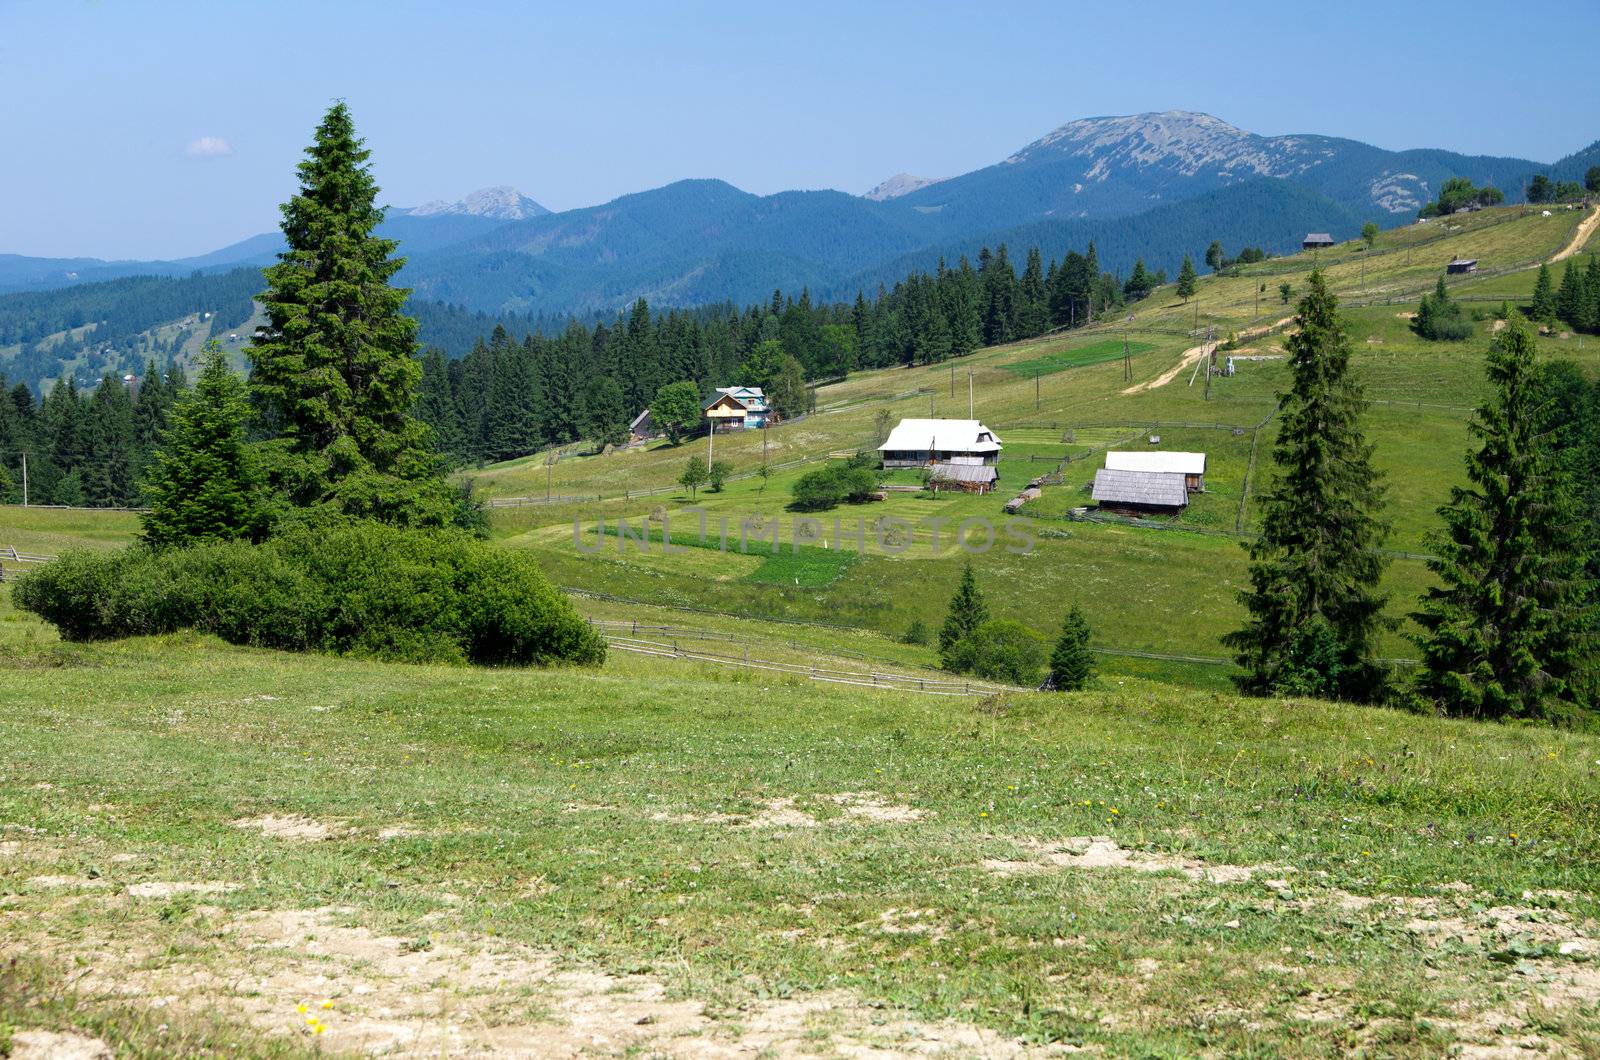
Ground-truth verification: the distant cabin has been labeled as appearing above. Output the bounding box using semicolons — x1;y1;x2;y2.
628;409;654;443
703;386;769;431
1104;451;1206;492
878;418;1002;468
1302;232;1336;250
1091;469;1189;516
1446;258;1478;275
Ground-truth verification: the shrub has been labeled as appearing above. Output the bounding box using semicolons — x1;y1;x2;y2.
1414;279;1473;342
14;523;605;668
946;619;1046;685
902;619;930;645
790;457;879;511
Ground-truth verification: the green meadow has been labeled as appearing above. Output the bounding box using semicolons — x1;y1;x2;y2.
3;204;1600;1056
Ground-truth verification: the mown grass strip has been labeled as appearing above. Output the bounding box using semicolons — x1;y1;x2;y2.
1001;338;1154;377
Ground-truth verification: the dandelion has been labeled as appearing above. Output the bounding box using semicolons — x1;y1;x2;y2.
320;998;334;1009
296;1003;309;1015
1109;808;1119;815
979;811;989;818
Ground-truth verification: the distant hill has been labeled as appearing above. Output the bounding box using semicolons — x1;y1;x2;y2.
894;111;1540;232
4;113;1590;319
830;179;1368;301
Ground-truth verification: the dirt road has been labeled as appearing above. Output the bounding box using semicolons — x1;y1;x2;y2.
1122;315;1295;395
1552;204;1600;263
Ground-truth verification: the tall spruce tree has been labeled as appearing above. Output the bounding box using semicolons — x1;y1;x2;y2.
1176;255;1198;301
141;342;265;548
939;564;989;667
1530;262;1556;322
1223;270;1391;701
1049;605;1095;691
248;102;453;527
1411;314;1594;721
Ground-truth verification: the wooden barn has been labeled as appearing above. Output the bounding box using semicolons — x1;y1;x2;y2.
927;462;999;494
627;409;655;443
1302;232;1336;250
1446;258;1478;275
1092;469;1189;516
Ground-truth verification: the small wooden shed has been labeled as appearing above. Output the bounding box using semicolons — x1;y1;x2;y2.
1446;258;1478;275
1091;469;1189;516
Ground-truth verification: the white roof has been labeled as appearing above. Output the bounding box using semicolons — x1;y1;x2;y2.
877;418;1002;453
1104;451;1206;475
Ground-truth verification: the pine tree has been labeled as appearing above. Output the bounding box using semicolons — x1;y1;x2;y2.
248;102;453;527
1049;605;1095;691
1223;270;1391;702
141;342;265;548
414;348;465;461
1584;254;1600;333
80;373;136;506
1411;314;1594;721
1176;255;1198;301
1556;260;1586;327
1530;262;1556;322
938;564;989;667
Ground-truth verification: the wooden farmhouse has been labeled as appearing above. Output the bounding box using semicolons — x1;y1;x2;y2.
1103;450;1206;492
1446;258;1478;275
878;418;1002;468
702;386;770;432
1302;232;1336;250
627;409;655;443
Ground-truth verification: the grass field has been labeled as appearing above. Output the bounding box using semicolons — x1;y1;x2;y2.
3;205;1600;1056
2;573;1599;1056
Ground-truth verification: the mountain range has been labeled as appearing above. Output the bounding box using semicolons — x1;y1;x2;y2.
3;112;1594;318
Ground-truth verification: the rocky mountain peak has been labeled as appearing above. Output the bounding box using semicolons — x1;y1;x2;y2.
408;186;549;221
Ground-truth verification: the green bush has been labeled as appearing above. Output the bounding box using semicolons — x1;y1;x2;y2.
946;619;1046;685
14;523;605;668
789;457;880;511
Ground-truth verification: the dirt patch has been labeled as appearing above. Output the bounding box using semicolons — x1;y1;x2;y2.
125;880;237;899
230;814;343;841
31;904;1038;1057
985;837;1280;884
8;1029;114;1060
375;825;423;840
825;792;925;824
736;797;820;829
1395;311;1418;320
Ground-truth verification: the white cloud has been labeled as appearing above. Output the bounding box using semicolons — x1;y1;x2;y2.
184;136;233;159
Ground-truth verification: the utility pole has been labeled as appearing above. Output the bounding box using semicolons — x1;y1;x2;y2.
763;422;769;466
707;420;714;467
20;452;26;507
1203;325;1215;401
1123;314;1134;382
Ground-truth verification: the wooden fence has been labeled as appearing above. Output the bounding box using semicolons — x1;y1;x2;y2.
0;546;56;583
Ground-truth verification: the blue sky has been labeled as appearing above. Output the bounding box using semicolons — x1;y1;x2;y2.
3;0;1596;259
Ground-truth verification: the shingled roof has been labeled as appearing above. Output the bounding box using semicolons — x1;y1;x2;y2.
1092;469;1188;508
929;462;998;485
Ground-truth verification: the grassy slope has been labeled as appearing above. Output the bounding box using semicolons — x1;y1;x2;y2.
470;205;1600;681
1;584;1598;1055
